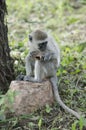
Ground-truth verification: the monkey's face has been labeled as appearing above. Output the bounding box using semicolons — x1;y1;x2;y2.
38;41;48;51
29;30;48;52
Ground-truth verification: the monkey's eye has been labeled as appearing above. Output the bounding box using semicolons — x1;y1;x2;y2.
29;35;32;41
38;41;48;47
43;41;48;45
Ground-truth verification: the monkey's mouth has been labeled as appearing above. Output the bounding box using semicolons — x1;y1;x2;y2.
38;47;46;51
35;56;41;60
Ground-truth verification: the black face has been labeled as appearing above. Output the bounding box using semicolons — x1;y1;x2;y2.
38;41;48;51
29;35;32;41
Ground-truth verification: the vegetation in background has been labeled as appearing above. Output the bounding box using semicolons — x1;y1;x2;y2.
0;0;86;129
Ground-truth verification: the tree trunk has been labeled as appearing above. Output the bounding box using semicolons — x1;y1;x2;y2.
0;0;14;93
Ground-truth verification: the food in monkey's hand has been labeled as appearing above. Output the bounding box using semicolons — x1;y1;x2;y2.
30;51;45;60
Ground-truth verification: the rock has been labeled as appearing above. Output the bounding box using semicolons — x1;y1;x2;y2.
8;80;54;115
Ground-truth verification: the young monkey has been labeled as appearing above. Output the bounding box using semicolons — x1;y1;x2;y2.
24;29;81;119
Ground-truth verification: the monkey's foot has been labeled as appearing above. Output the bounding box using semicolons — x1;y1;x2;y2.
16;74;25;81
24;75;32;81
24;75;41;83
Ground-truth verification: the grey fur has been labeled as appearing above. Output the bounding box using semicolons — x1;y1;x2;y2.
24;30;81;119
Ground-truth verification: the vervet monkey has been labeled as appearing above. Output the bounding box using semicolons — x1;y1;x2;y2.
24;30;81;119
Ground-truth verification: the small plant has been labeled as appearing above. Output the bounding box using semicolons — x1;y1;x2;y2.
0;90;17;121
72;117;86;130
72;120;78;130
38;116;43;130
45;104;52;113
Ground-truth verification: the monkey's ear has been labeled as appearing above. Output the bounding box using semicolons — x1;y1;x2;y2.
29;35;32;42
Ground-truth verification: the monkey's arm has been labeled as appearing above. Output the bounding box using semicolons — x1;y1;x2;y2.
25;51;39;76
48;36;60;67
41;52;55;62
25;54;33;76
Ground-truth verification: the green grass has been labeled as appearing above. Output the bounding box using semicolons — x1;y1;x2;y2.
0;0;86;129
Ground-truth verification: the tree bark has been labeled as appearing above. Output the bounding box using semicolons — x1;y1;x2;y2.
0;0;14;93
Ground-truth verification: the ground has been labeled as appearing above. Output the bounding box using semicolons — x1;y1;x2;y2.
0;0;86;129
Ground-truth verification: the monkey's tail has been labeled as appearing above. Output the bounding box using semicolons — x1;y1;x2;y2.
51;79;81;119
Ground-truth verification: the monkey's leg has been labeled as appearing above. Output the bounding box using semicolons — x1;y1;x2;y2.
34;60;43;81
24;60;43;82
50;76;81;119
25;54;34;76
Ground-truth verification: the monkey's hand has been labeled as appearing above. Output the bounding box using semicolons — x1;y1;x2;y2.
29;51;39;58
41;52;54;62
